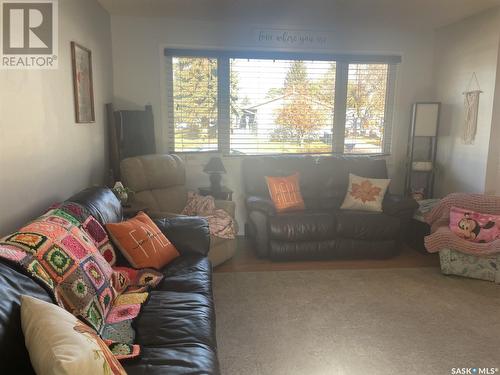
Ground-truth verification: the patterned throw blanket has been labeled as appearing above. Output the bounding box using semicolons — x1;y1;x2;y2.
0;202;164;360
182;192;236;239
424;193;500;256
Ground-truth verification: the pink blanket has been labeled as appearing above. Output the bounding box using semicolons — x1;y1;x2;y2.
424;193;500;256
182;192;236;239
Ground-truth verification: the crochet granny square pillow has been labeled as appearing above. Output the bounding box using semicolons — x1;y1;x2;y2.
0;202;117;333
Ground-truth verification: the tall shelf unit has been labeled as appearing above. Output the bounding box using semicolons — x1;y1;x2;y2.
404;102;441;199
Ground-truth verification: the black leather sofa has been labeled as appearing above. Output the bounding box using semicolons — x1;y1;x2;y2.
243;155;418;261
0;187;220;375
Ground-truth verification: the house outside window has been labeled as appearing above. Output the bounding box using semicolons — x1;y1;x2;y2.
165;49;399;155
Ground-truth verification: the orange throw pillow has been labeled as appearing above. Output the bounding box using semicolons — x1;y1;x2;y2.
265;173;305;213
106;212;179;270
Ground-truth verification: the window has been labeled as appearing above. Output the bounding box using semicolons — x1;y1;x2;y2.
171;56;218;152
230;59;335;155
166;50;399;155
345;64;389;154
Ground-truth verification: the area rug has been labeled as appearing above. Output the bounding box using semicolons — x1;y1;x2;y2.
214;268;500;375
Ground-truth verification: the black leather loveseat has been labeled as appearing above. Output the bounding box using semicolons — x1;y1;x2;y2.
243;155;417;261
0;187;220;374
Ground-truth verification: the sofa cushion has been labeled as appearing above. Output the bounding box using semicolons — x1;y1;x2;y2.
335;210;400;240
121;155;188;214
121;154;186;192
156;256;213;295
269;211;336;241
134;257;214;346
125;256;218;374
154;216;211;257
134;290;215;348
124;345;219;375
69;187;123;225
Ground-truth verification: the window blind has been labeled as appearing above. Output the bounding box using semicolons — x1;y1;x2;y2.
344;63;389;154
165;49;400;155
168;56;219;152
228;58;336;155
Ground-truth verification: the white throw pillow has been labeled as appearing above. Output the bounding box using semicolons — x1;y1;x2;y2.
21;295;126;375
340;173;391;212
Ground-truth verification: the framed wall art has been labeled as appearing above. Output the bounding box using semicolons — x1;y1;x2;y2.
71;41;95;123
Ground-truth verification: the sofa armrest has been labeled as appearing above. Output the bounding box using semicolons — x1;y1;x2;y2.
215;200;236;218
246;196;276;216
154;216;210;257
383;194;418;219
147;210;183;219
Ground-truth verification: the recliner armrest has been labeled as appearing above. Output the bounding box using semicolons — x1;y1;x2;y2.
154;216;210;257
214;200;239;234
246;196;276;216
382;194;418;219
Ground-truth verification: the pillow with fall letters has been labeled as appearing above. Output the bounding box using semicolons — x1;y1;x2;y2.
340;173;390;212
265;173;305;213
106;212;179;270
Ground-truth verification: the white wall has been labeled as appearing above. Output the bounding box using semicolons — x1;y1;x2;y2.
0;0;113;235
110;15;436;231
485;35;500;195
433;8;500;196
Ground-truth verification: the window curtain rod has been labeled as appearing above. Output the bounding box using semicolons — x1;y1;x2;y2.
164;48;402;64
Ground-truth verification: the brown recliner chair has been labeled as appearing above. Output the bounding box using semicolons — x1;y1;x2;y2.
120;154;237;267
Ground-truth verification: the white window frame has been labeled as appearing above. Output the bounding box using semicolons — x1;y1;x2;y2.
165;49;400;156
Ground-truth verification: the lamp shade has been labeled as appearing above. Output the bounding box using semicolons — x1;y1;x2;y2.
203;157;226;174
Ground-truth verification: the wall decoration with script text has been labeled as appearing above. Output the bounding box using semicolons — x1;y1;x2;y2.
254;28;329;49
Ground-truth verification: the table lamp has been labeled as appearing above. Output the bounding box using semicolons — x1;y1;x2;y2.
203;157;226;192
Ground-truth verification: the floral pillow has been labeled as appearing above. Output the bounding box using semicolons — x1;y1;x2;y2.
21;295;126;375
340;173;390;212
449;206;500;243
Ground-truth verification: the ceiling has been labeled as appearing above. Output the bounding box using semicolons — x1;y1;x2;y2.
98;0;500;29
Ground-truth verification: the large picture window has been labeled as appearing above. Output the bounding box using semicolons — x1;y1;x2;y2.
166;50;399;155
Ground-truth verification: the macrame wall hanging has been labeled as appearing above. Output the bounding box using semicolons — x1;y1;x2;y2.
462;72;482;145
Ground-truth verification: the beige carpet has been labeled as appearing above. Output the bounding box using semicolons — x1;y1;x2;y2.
213;268;500;375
